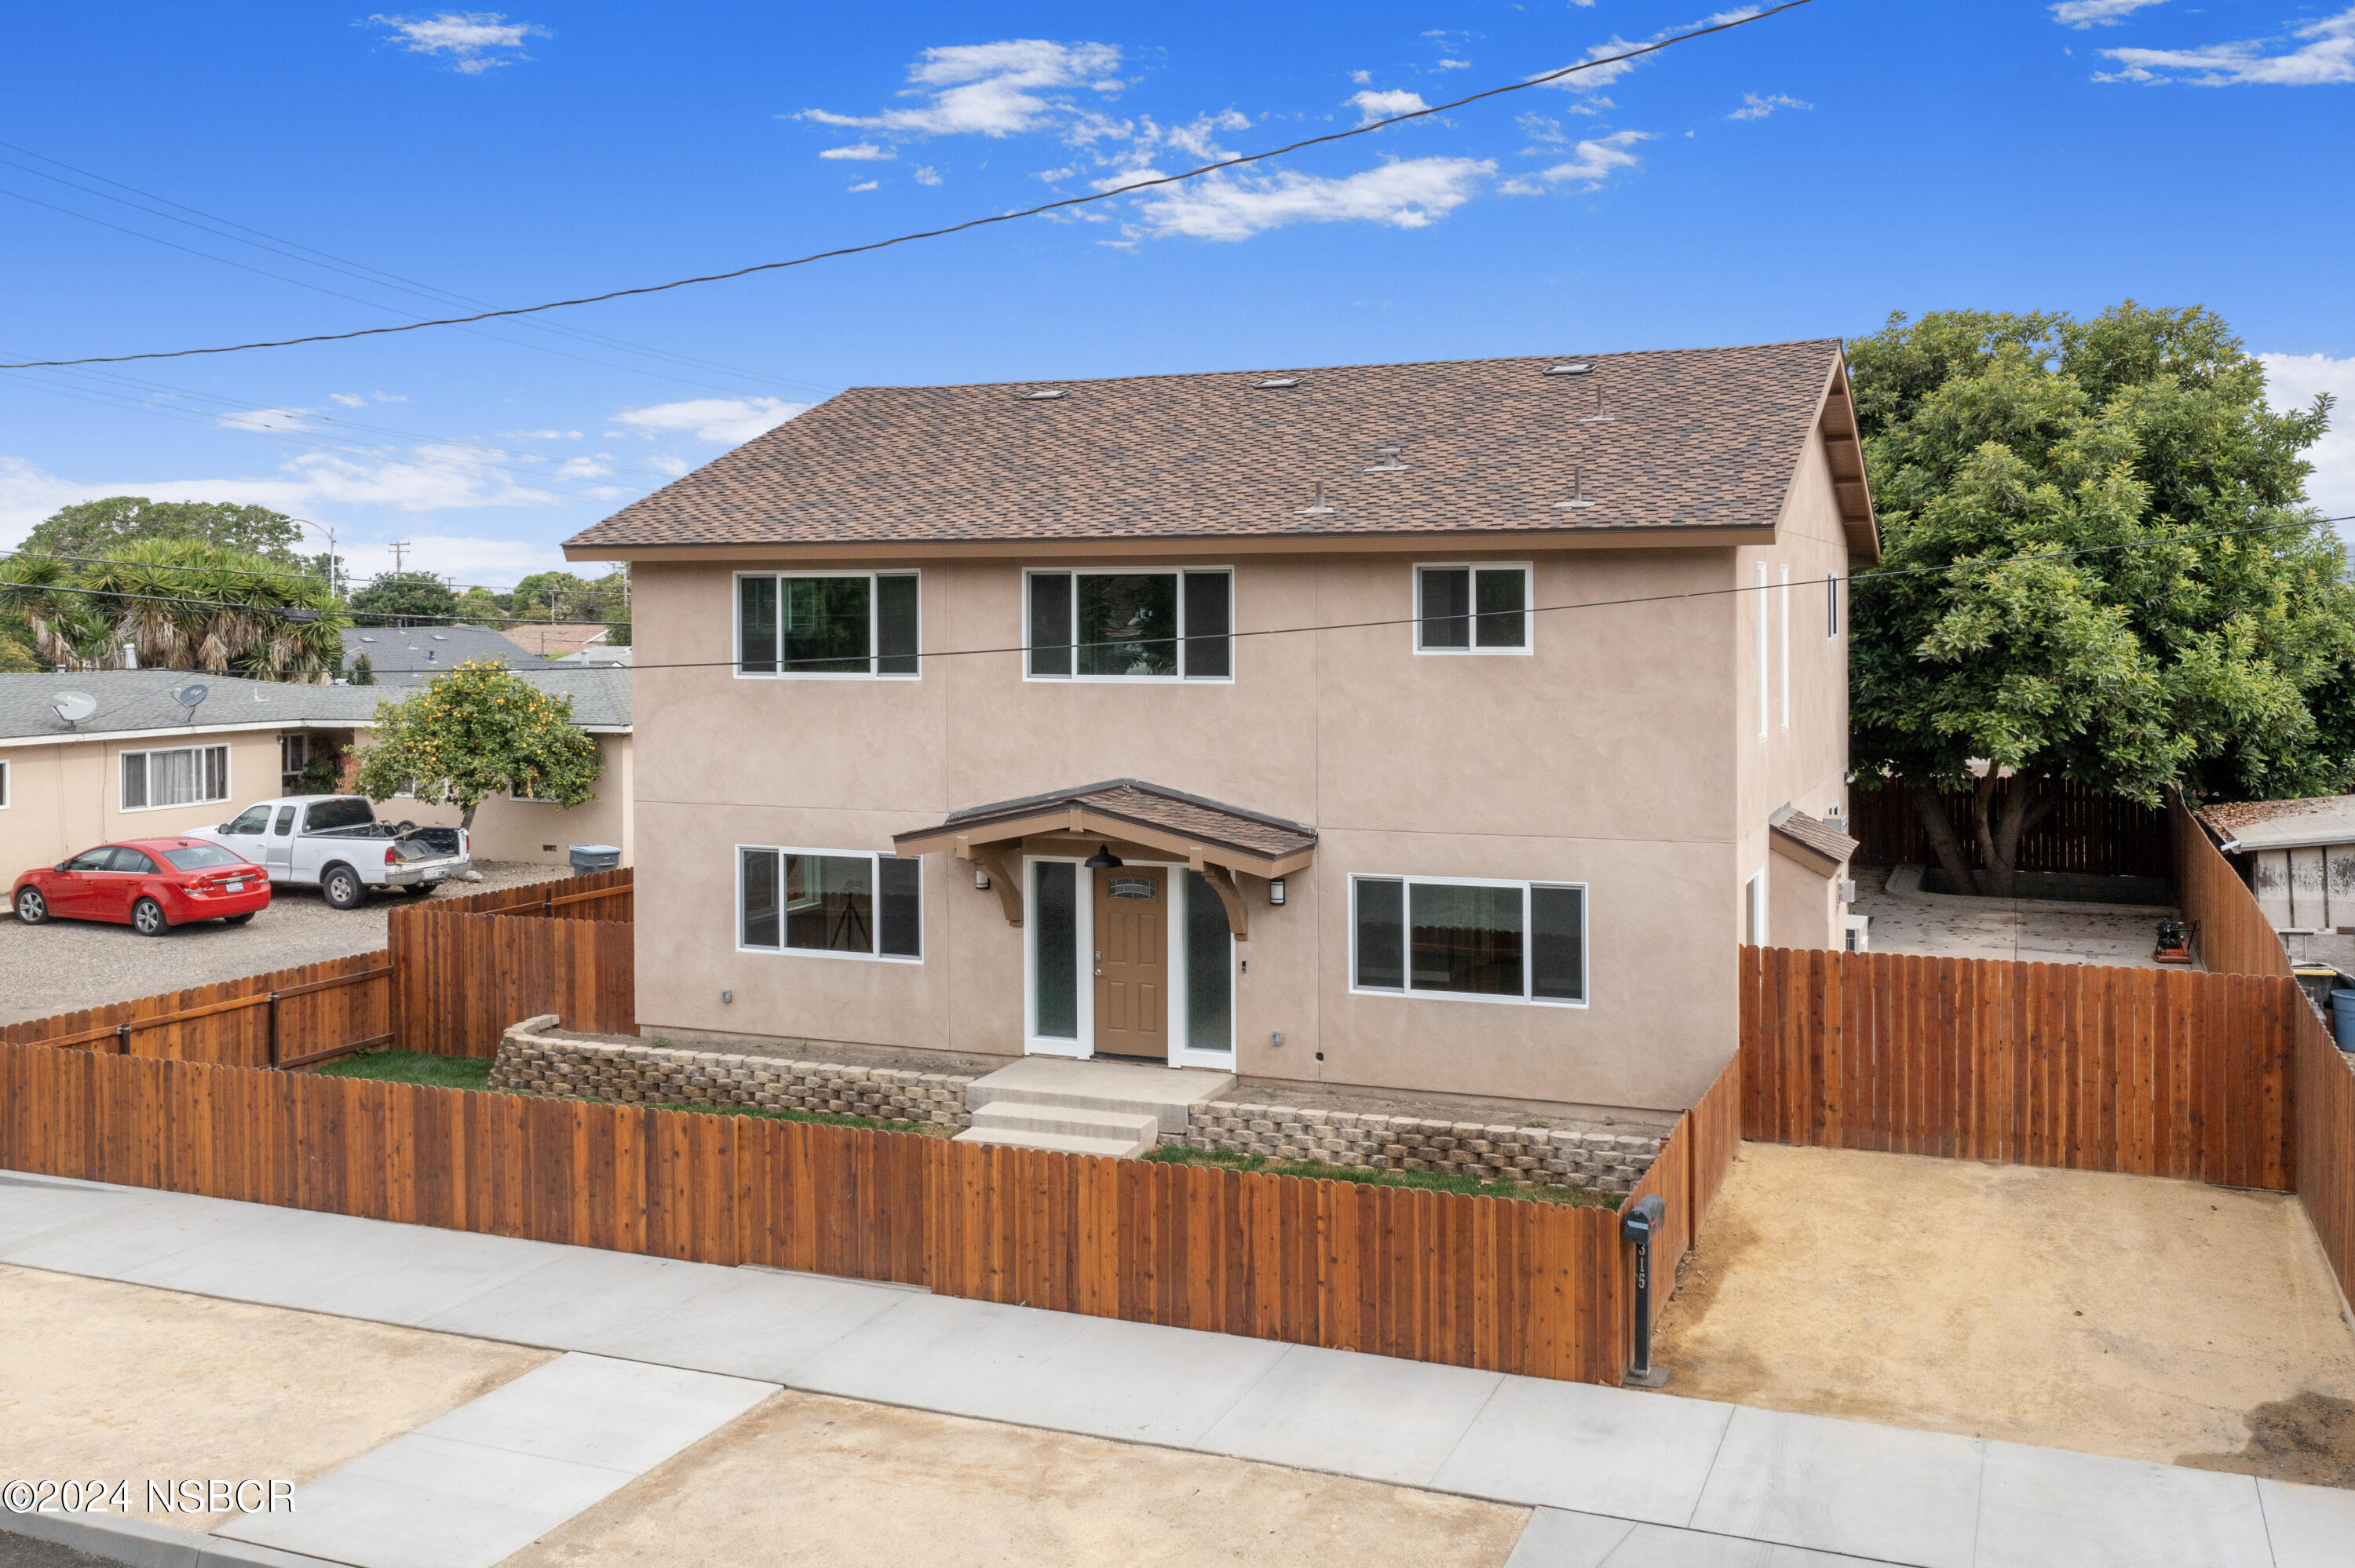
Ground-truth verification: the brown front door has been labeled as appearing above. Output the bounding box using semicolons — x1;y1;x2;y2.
1093;866;1168;1059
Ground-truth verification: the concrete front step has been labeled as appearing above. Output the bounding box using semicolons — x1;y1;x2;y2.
963;1057;1236;1136
952;1124;1154;1159
969;1102;1163;1147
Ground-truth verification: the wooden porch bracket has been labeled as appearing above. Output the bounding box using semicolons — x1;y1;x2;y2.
1199;862;1248;941
960;838;1024;927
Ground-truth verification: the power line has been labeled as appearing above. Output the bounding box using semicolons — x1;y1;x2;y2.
0;3;1814;372
13;511;2344;651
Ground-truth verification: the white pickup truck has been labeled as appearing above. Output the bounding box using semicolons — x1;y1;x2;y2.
190;795;472;910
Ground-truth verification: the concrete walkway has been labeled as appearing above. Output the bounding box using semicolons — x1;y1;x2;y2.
2;1170;2349;1568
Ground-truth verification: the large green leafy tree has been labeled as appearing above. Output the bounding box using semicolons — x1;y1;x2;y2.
353;660;602;830
20;498;306;566
350;571;459;626
0;538;346;680
1849;303;2349;896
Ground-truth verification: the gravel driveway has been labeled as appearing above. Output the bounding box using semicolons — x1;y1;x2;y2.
0;862;572;1026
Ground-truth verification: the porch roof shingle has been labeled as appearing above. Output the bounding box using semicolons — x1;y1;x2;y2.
893;778;1316;878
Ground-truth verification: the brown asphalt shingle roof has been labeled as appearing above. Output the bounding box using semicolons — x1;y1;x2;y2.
565;340;1847;550
938;779;1316;861
1769;805;1859;866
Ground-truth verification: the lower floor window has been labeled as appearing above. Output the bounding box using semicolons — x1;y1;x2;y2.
740;847;920;960
122;744;228;811
1351;874;1586;1005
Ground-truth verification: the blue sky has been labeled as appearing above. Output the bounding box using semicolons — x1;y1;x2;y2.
3;1;2350;587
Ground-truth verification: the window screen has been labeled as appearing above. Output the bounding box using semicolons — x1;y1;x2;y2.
1353;877;1405;990
1418;569;1470;649
739;576;779;673
1531;885;1586;1002
877;574;920;675
1028;573;1072;677
878;855;922;957
1183;571;1231;679
742;848;780;948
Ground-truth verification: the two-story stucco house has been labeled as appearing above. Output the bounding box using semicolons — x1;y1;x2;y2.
564;341;1876;1118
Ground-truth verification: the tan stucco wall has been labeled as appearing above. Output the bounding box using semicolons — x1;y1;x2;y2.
359;732;634;866
0;729;289;877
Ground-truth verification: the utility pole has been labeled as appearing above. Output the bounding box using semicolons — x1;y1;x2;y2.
389;541;411;576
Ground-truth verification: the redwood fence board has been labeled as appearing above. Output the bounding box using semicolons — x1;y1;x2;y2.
389;905;635;1056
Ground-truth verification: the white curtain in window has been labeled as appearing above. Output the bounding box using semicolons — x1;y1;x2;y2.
149;748;201;807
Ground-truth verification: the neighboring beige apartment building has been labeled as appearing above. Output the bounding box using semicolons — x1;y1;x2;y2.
566;341;1878;1116
0;668;634;877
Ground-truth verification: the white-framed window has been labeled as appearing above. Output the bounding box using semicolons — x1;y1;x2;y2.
0;757;9;809
1755;562;1770;740
1026;567;1232;681
1744;870;1766;946
121;744;228;811
738;845;921;961
279;732;309;794
1779;564;1791;732
736;571;920;678
1827;572;1842;639
1415;563;1532;654
1349;873;1586;1007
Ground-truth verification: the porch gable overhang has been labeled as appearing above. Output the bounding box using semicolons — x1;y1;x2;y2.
1768;803;1860;876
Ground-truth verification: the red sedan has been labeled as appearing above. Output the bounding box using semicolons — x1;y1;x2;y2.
13;837;272;936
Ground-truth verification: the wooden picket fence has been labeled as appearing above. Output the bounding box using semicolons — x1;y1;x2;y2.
1;951;393;1070
426;866;634;923
1740;947;2297;1191
1847;779;2172;879
2166;791;2355;1309
1623;1053;1743;1329
389;905;635;1056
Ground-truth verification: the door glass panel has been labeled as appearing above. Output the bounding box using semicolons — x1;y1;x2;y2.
739;576;778;673
1077;573;1177;676
1531;884;1586;1002
1353;877;1404;990
878;855;922;957
1474;567;1528;647
783;577;871;673
741;848;780;948
1028;573;1072;677
1033;861;1079;1038
1409;881;1524;996
1185;871;1232;1052
1418;568;1470;648
783;853;874;951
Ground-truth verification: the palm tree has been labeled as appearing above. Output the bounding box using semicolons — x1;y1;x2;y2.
0;539;349;680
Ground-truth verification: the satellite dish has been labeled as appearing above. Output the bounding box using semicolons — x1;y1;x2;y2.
50;691;97;726
173;684;210;723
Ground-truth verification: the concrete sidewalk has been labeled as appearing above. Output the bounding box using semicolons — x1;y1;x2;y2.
2;1170;2349;1568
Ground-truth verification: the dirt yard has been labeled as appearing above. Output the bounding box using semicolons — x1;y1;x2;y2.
0;1264;551;1530
1652;1143;2355;1484
502;1388;1528;1568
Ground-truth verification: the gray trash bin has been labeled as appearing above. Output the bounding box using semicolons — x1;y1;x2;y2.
2331;989;2355;1053
568;844;622;874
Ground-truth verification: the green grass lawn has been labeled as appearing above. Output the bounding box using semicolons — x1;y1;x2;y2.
1143;1144;1620;1209
308;1048;946;1136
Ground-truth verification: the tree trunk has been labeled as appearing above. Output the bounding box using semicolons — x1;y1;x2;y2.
1908;782;1980;896
459;800;479;833
1970;772;2004;894
1986;779;2060;901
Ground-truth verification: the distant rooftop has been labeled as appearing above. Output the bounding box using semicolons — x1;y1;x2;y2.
2198;793;2355;852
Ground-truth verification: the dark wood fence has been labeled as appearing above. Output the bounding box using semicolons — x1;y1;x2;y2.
1849;780;2172;878
1;952;392;1070
2168;791;2355;1309
0;1039;1650;1384
1739;946;2295;1192
390;906;635;1056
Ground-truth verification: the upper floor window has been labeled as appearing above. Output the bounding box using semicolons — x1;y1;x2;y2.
1416;564;1531;654
122;744;228;811
1027;568;1231;681
738;571;919;678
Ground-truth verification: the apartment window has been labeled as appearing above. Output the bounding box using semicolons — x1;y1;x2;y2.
121;744;228;811
1416;564;1531;653
1026;568;1231;680
737;571;920;677
739;846;921;961
0;758;9;808
510;778;560;804
1350;874;1586;1005
279;733;309;794
1827;573;1842;638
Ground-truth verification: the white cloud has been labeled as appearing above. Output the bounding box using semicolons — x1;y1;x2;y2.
1132;156;1493;242
1499;129;1652;195
2051;0;2167;26
796;40;1123;139
1436;58;1471;71
819;143;893;160
1729;92;1812;119
371;391;407;403
501;428;582;440
365;11;545;75
2262;352;2355;523
847;180;879;191
216;407;312;434
551;455;614;480
914;165;943;185
2098;7;2355;83
329;393;369;408
609;396;805;445
1349;89;1429;123
1539;9;1760;93
1349;69;1373;85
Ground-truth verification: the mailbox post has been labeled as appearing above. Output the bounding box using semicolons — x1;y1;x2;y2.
1621;1193;1670;1387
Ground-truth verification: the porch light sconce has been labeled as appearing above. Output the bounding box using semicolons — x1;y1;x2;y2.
1083;844;1123;870
973;867;991;891
1268;877;1287;906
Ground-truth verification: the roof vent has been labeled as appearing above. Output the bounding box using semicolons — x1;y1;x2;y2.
1544;363;1593;376
1577;386;1614;425
1364;446;1409;474
431;633;447;641
1293;481;1336;516
1254;377;1302;389
1019;388;1067;400
1554;469;1596;510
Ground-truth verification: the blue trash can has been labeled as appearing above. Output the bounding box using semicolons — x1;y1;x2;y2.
568;844;622;874
2332;990;2355;1052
